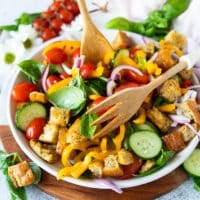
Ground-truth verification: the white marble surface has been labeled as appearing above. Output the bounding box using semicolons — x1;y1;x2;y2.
0;0;200;199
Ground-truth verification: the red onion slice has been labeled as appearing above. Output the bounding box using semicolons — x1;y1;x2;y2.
169;114;191;124
61;63;72;75
107;79;117;96
40;65;49;92
94;178;123;194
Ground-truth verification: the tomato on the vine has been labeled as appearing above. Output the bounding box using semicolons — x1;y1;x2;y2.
80;63;95;79
41;28;57;41
59;9;74;24
51;18;63;32
26;118;47;140
49;1;62;11
33;18;49;31
46;75;62;89
12;82;38;102
44;47;67;64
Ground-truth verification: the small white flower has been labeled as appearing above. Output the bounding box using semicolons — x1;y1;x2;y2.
0;38;25;67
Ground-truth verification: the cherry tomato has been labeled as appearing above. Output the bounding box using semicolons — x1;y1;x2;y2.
80;63;95;79
66;2;80;15
42;10;55;19
123;70;149;84
59;9;74;24
49;1;62;11
45;47;67;64
59;72;71;79
180;80;193;88
33;18;49;31
118;155;143;179
129;47;141;58
51;18;63;32
12;82;38;101
41;28;57;41
91;96;108;115
71;47;80;65
26;118;46;140
115;82;139;93
46;75;62;89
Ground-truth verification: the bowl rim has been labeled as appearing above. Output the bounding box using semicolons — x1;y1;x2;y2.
6;32;200;189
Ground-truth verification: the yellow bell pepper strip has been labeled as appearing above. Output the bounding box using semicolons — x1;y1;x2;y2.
120;56;138;67
112;124;126;151
42;40;80;56
145;61;162;76
57;166;71;180
47;77;72;94
88;94;102;100
100;137;108;152
103;51;115;65
133;107;146;124
29;91;47;103
90;62;105;78
157;104;176;113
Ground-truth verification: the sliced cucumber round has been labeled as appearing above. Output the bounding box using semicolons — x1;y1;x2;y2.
129;131;162;159
133;121;158;133
183;149;200;177
15;102;47;131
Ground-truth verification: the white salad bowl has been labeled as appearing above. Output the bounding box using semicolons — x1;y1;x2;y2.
7;31;199;190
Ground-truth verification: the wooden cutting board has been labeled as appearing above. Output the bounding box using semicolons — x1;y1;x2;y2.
0;125;188;200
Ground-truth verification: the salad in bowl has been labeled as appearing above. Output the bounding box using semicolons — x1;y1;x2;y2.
7;30;200;190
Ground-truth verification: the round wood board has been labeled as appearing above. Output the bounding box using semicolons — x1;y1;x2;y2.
0;126;188;200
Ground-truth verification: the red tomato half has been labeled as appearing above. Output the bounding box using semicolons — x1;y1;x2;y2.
80;63;95;79
118;156;143;179
91;96;108;115
71;47;80;65
46;75;62;89
115;82;139;93
26;118;46;140
124;70;149;84
45;47;67;64
12;82;38;102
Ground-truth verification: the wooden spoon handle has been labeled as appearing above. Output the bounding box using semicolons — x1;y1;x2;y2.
77;0;93;28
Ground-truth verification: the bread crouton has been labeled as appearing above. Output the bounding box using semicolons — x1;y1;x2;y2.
179;69;193;81
159;78;181;102
56;127;68;155
8;161;35;188
178;100;200;125
117;149;134;165
140;160;156;173
103;155;124;177
49;107;70;127
142;41;155;57
39;123;59;144
112;31;132;50
66;118;87;144
162;131;186;152
30;140;59;163
147;107;172;132
178;124;196;142
164;30;186;49
88;161;103;178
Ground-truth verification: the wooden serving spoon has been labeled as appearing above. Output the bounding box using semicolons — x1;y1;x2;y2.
77;0;113;63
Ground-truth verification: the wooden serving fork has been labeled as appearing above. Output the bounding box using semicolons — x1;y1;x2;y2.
77;0;113;63
87;51;200;139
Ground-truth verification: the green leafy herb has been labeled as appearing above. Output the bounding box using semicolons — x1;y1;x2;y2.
105;0;191;40
80;112;98;139
123;122;135;150
0;12;41;31
193;177;200;191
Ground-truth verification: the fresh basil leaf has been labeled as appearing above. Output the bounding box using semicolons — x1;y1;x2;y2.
15;12;41;25
29;162;42;184
18;60;45;85
85;77;107;96
80;113;98;139
47;86;86;115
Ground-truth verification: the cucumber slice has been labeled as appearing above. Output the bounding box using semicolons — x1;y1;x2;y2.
183;149;200;177
15;102;47;131
129;131;162;159
133;121;158;133
111;49;129;67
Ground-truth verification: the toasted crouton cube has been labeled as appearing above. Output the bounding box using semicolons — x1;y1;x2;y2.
140;160;156;173
147;107;172;132
8;161;35;188
178;124;196;142
142;41;155;56
159;78;181;102
112;31;132;50
179;69;193;81
49;107;70;127
39;123;59;144
164;30;186;49
66;118;87;144
88;161;104;178
103;155;124;177
178;100;200;125
117;149;134;165
56;127;68;155
162;131;186;152
30;140;59;163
